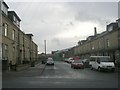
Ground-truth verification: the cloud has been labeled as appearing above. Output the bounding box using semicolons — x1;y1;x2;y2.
51;38;61;46
65;2;117;24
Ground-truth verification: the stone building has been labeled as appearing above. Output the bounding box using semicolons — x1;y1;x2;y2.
1;1;38;71
73;20;120;65
57;20;120;65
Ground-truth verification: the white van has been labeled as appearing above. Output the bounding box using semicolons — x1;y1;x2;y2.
89;56;115;71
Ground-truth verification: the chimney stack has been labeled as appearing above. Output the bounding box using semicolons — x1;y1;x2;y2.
94;27;97;36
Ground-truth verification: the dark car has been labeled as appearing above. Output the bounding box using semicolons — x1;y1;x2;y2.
71;60;84;69
82;59;90;68
42;60;46;64
64;58;69;62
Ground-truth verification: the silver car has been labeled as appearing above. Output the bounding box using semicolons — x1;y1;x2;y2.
46;57;54;65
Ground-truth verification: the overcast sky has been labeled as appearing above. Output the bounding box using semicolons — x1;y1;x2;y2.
4;0;118;54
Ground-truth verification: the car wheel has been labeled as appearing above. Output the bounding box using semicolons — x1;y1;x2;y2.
90;66;93;70
111;69;115;72
82;66;84;69
82;67;84;69
98;67;101;72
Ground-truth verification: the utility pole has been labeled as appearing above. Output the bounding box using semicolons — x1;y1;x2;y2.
44;40;46;55
44;40;47;63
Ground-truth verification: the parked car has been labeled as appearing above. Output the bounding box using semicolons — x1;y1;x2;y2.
67;58;73;63
73;56;80;60
42;60;46;64
64;58;69;62
71;60;84;69
82;59;90;68
89;56;115;72
46;57;54;65
115;59;120;67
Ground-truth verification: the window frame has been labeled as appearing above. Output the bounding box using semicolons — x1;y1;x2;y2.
106;39;110;47
4;44;8;60
4;23;8;36
12;29;15;40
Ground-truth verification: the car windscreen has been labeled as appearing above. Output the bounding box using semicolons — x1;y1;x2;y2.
47;59;53;61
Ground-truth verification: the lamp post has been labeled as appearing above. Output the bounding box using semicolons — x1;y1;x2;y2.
44;40;46;55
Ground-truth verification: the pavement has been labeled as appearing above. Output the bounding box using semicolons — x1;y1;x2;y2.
0;72;2;90
16;64;30;71
2;62;46;77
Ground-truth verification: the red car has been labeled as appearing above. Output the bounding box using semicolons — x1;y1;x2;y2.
73;56;80;60
71;60;84;69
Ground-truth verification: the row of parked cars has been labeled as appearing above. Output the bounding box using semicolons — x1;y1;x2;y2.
64;56;116;72
64;56;89;69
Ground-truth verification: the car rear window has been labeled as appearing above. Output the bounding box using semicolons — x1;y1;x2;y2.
73;60;82;63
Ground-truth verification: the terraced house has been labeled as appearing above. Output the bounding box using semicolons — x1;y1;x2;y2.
1;1;38;71
74;20;120;65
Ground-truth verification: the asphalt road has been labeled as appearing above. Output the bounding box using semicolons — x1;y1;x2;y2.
2;61;119;88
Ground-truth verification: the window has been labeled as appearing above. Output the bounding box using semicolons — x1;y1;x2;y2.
12;29;15;40
13;16;16;22
106;39;110;47
12;47;15;60
5;44;7;50
99;41;101;48
4;23;8;36
17;20;20;26
13;16;20;27
4;44;8;60
13;47;15;53
92;45;94;50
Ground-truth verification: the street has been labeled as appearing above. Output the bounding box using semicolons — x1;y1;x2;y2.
2;61;118;88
